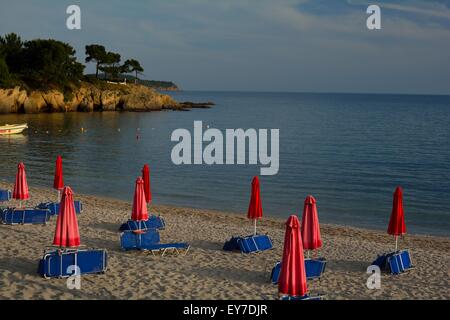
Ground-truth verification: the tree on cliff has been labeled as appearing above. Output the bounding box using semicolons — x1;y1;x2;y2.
123;59;144;84
0;57;12;87
99;52;121;80
21;39;84;88
0;33;23;74
85;44;108;79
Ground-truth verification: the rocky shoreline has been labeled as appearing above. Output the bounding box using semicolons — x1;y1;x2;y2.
0;82;212;114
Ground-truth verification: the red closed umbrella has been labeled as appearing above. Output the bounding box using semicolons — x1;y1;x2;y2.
142;164;151;204
301;195;322;255
53;186;80;248
247;176;263;235
13;162;29;208
54;155;64;202
131;177;149;223
387;186;406;251
278;215;308;298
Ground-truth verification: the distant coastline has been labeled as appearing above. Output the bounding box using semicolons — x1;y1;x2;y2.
86;73;180;92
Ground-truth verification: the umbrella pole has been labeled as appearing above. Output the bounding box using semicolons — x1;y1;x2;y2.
395;235;398;252
19;201;22;208
254;219;257;236
58;190;61;203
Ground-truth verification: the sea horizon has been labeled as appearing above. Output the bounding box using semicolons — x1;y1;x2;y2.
171;89;450;97
2;177;449;241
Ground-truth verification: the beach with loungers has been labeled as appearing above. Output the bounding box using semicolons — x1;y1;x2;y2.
0;180;448;300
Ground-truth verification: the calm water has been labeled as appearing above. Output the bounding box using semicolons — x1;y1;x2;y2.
1;92;449;236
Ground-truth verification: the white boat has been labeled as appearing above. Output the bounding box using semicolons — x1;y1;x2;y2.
0;123;28;135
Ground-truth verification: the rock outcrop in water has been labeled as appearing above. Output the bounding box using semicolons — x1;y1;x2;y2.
0;83;183;114
178;101;215;109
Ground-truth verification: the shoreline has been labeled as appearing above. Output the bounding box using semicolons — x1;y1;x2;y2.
1;179;447;240
0;181;449;299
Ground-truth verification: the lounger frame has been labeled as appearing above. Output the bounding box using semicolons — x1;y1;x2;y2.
280;294;325;300
0;208;50;225
119;216;166;231
40;247;107;279
387;250;414;275
119;230;190;256
271;258;327;284
372;250;414;275
36;201;83;215
0;190;11;202
143;244;191;257
237;234;273;254
304;258;327;280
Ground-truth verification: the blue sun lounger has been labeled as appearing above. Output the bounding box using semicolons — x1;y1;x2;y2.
120;228;161;249
238;234;273;253
142;242;190;256
305;258;327;279
271;258;327;284
0;208;51;225
0;190;11;202
36;201;83;215
119;215;166;231
371;250;413;275
120;229;190;256
388;250;413;274
270;262;281;284
38;248;108;279
223;234;273;254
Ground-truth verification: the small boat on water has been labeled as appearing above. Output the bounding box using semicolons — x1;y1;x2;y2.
0;123;28;135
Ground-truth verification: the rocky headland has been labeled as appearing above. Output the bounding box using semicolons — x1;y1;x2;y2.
0;82;212;114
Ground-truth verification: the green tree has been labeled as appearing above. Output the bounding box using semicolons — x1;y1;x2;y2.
85;44;107;79
0;33;23;74
22;39;84;88
99;51;121;79
123;59;144;83
0;57;12;87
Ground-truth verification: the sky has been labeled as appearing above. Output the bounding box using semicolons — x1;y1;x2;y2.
0;0;449;94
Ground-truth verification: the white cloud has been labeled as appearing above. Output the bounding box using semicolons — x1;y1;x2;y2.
347;0;450;19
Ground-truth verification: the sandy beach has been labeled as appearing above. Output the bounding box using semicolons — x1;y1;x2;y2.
0;181;449;300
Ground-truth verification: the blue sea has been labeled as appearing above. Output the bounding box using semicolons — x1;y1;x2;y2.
1;91;449;236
